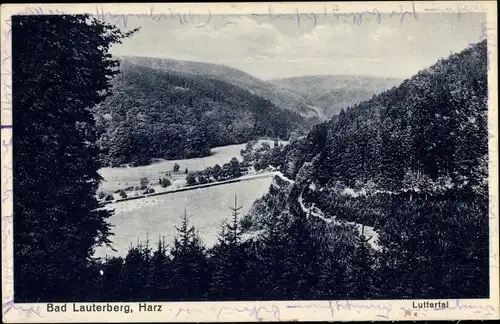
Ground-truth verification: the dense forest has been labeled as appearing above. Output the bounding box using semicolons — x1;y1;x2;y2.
275;40;487;189
75;40;490;302
94;61;310;166
245;40;489;298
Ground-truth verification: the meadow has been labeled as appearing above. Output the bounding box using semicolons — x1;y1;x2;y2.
94;177;273;258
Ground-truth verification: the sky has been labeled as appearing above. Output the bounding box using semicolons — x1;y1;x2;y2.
107;11;485;80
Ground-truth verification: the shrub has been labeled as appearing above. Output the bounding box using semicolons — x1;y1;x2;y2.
186;173;197;186
119;190;127;198
104;194;114;201
198;176;208;185
173;163;180;172
143;188;155;195
139;177;149;190
98;191;106;199
159;178;172;188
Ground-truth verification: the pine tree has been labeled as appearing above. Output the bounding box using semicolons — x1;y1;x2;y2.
150;237;171;300
254;208;289;299
236;41;489;300
12;15;138;302
209;196;247;300
169;210;209;300
117;240;151;301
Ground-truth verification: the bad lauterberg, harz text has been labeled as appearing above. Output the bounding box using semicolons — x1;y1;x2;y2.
47;303;133;313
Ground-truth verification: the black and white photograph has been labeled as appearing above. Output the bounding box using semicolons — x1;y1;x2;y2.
1;1;499;322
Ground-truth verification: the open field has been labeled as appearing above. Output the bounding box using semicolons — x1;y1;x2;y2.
98;139;287;194
94;176;274;258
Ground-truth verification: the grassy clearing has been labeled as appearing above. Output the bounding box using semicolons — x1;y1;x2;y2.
94;177;273;258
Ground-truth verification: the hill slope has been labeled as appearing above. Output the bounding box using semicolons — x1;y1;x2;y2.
94;61;309;166
246;40;489;299
119;56;322;119
270;75;402;118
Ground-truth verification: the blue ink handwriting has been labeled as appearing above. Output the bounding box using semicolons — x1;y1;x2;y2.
286;300;392;319
175;305;281;321
2;300;43;317
424;2;487;19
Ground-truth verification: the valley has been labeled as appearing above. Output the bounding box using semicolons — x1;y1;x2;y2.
269;75;402;118
95;140;284;257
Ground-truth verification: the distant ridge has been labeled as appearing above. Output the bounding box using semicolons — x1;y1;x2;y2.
118;55;323;119
269;74;402;118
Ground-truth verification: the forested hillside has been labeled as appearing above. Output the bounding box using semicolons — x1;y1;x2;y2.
245;40;489;298
94;61;309;166
270;75;401;118
119;56;322;118
278;40;487;190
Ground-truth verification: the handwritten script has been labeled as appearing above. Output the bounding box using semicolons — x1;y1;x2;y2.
2;300;43;318
287;300;392;318
5;2;425;31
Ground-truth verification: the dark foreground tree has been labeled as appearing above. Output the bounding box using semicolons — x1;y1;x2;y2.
169;210;209;300
209;196;247;300
12;15;138;302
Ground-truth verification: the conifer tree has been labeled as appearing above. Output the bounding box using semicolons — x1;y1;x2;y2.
150;237;171;300
12;14;138;302
209;196;247;300
169;210;209;300
117;241;151;301
254;208;290;299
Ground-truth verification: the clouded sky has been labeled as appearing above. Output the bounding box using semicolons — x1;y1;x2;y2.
108;11;485;80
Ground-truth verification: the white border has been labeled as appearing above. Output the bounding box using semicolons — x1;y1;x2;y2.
1;2;498;322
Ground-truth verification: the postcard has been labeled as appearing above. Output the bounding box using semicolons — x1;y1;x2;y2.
1;1;499;322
